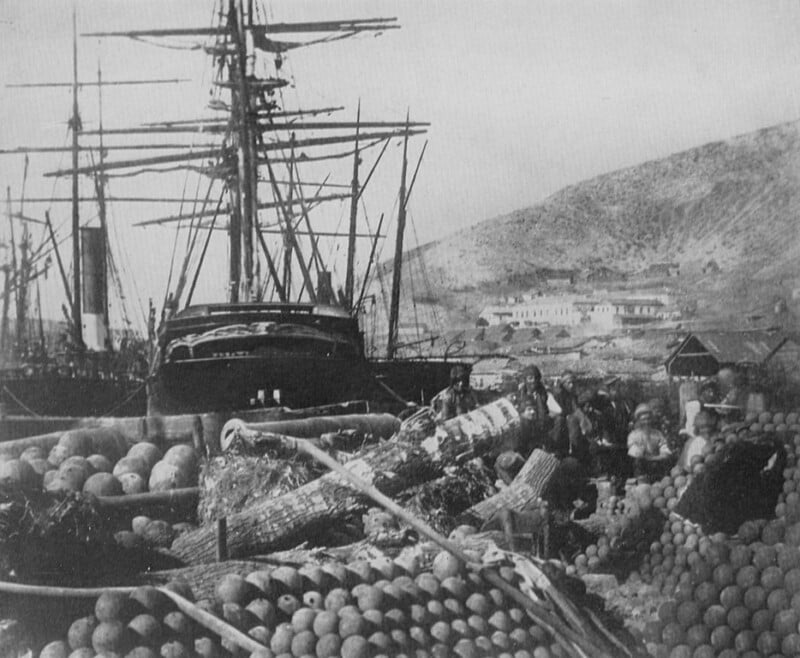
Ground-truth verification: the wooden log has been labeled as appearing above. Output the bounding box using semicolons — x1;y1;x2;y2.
220;413;400;447
96;487;199;510
171;399;519;564
466;448;560;521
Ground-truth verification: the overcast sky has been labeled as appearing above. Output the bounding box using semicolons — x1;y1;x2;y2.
2;1;800;331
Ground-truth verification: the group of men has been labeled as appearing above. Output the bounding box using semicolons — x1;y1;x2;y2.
431;363;752;489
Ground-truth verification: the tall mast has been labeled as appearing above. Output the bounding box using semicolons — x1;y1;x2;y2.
283;137;295;297
386;114;410;359
2;188;16;360
226;4;241;302
232;0;258;302
70;9;83;348
95;62;110;342
344;101;361;309
0;265;9;361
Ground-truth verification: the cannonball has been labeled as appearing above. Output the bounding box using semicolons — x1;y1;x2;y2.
68;616;99;650
87;453;113;473
84;472;123;497
40;641;69;658
96;590;132;622
0;458;38;490
148;461;190;492
113;456;150;480
216;573;258;606
142;520;175;548
162;445;197;472
118;472;148;495
127;443;163;470
92;620;130;654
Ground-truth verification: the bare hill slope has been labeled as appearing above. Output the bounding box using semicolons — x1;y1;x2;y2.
410;120;800;294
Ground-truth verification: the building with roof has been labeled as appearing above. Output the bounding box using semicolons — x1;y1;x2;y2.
480;293;671;331
470;356;521;391
664;330;790;377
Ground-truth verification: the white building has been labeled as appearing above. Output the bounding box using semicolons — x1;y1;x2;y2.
480;293;672;331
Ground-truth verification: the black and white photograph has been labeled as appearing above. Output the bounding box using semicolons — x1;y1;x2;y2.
1;2;800;656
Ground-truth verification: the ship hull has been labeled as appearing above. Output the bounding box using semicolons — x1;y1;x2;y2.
0;372;147;418
368;357;458;406
148;353;373;415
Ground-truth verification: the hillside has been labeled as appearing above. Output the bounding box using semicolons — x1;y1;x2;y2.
380;120;800;333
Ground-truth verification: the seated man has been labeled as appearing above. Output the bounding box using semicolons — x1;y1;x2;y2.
433;365;478;424
627;403;672;480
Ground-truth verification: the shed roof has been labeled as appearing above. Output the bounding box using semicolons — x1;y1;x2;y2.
664;330;788;376
692;330;786;363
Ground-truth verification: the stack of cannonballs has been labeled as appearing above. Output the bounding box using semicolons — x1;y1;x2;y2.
190;554;566;658
38;583;199;658
632;409;800;657
37;555;575;658
0;432;198;496
569;410;799;580
568;477;682;578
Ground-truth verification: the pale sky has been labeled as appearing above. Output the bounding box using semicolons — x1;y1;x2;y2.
2;1;800;331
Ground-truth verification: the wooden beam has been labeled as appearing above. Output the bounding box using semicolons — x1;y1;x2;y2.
133;192;349;226
82;18;398;38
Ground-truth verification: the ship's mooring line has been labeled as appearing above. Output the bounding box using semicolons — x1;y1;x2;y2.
99;381;147;418
1;385;43;417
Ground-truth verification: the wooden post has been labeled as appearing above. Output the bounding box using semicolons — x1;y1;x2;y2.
216;517;228;562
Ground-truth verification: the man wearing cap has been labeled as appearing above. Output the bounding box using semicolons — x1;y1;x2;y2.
551;371;586;460
434;364;478;424
591;376;633;447
627;402;672;480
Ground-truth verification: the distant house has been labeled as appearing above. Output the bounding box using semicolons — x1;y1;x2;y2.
702;259;720;274
484;324;515;343
470;356;521;391
645;262;680;278
508;327;542;344
538;268;576;287
584;266;626;282
664;330;788;377
478;305;514;325
604;298;665;327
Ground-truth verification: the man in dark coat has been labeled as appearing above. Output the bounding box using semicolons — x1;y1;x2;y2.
434;365;478;423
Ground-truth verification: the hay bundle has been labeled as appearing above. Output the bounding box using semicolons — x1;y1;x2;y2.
0;486;179;584
0;486;117;583
197;450;325;524
396;460;496;535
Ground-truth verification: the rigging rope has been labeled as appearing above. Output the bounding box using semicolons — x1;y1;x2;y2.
409;208;444;344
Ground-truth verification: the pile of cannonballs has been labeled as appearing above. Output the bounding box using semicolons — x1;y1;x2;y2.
0;432;198;496
566;408;800;657
36;553;576;658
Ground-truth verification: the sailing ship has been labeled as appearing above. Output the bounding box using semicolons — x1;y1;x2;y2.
3;2;461;418
0;15;150;418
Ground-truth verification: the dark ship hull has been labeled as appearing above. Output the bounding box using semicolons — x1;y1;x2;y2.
148;302;459;415
150;353;373;415
0;369;146;418
149;302;372;415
